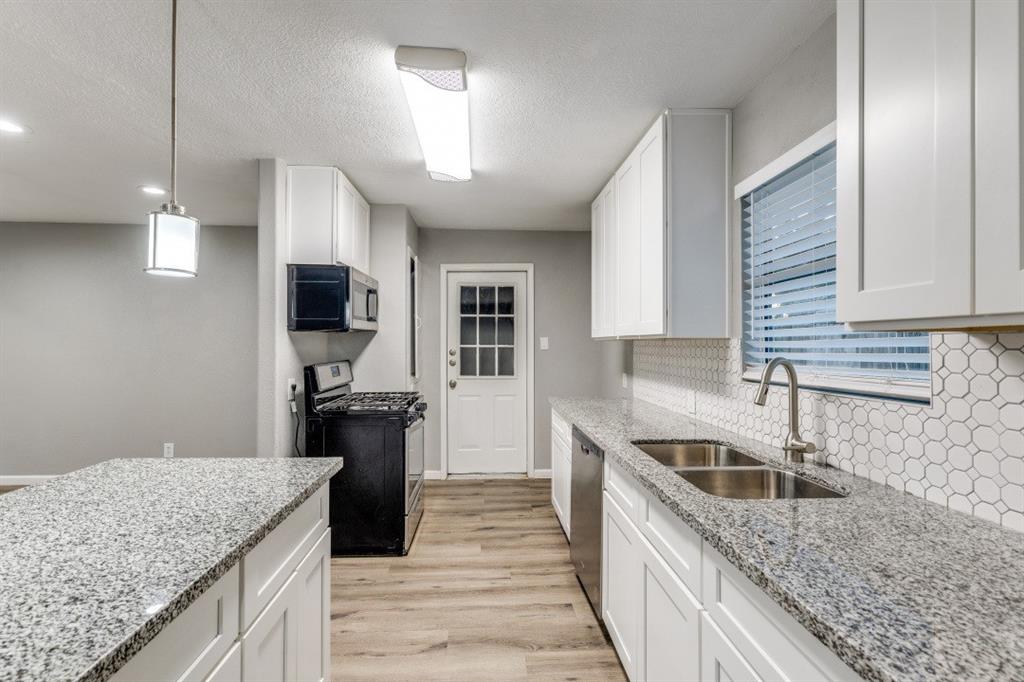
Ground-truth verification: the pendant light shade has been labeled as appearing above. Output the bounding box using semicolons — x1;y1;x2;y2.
146;204;199;277
146;0;199;277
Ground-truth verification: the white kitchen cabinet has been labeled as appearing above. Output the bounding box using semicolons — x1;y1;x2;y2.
550;409;572;536
837;0;1024;329
592;109;730;339
591;178;617;338
111;565;240;682
336;172;371;273
591;430;860;682
603;490;642;680
700;613;761;682
293;529;331;682
975;0;1024;315
286;165;371;273
112;485;332;682
637;532;701;682
242;570;297;682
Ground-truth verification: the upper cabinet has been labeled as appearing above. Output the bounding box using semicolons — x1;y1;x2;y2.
287;165;371;274
591;110;731;339
837;0;1024;330
591;178;617;338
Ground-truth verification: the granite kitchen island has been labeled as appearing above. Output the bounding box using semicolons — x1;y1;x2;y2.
0;456;343;682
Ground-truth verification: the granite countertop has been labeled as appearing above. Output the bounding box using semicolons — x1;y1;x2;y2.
0;457;343;682
550;397;1024;682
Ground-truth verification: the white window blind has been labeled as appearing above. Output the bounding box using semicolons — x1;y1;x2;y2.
742;142;930;401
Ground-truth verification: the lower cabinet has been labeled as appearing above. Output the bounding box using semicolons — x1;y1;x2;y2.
700;613;761;682
599;456;860;682
602;492;642;679
112;486;332;682
550;409;572;536
242;528;331;682
638;532;701;682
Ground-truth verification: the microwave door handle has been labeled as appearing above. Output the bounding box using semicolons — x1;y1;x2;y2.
367;289;379;321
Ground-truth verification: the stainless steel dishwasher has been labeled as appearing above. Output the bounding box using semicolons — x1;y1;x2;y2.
569;426;604;620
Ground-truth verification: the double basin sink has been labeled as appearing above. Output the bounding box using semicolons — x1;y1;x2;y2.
631;441;844;500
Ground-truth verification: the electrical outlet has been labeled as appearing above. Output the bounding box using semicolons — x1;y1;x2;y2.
621;373;629;389
163;442;174;458
287;378;297;402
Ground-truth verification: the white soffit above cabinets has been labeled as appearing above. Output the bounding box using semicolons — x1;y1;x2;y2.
0;0;834;230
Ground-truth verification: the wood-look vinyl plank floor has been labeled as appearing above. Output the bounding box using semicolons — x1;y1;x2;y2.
330;478;626;682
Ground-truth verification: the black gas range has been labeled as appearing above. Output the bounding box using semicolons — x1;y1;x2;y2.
298;360;426;556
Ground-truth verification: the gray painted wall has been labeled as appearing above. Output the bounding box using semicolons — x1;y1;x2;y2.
0;222;257;475
418;228;628;473
728;13;836;331
328;205;419;392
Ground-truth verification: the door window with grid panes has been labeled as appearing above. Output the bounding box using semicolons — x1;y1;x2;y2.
459;285;516;377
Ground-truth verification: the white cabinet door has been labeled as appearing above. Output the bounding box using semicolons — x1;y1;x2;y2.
334;174;357;268
699;613;761;682
603;491;642;680
205;643;241;682
294;529;331;682
836;0;973;324
615;148;641;337
600;179;618;337
353;193;371;274
242;572;297;682
638;534;701;682
591;191;605;338
550;430;568;532
287;167;336;265
636;116;666;336
975;0;1024;315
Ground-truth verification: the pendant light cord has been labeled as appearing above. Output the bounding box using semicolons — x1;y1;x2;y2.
170;0;178;206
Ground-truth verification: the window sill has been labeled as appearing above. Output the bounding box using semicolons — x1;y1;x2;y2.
740;368;931;404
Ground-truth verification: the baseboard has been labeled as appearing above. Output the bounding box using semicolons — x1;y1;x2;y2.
532;469;552;479
426;470;553;480
424;470;446;480
0;474;56;486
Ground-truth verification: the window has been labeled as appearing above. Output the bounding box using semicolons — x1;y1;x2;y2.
459;285;516;377
741;140;930;401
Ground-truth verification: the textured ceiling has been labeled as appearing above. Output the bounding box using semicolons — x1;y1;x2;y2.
0;0;835;230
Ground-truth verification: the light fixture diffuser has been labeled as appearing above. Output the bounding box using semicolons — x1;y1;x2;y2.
0;119;26;134
145;204;199;277
395;46;471;182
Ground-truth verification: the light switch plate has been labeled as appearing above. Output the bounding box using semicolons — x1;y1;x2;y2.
539;337;550;350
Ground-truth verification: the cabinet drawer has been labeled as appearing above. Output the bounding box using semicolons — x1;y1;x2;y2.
241;485;328;629
204;643;241;682
551;409;571;446
111;564;240;682
700;612;761;682
637;487;702;598
604;458;640;524
702;546;858;681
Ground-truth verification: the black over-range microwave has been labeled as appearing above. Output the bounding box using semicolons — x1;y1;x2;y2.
287;264;379;332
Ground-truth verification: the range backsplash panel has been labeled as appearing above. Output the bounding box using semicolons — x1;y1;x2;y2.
633;333;1024;531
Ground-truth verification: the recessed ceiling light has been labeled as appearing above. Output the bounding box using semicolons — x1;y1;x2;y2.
139;185;168;196
395;46;471;182
0;119;26;134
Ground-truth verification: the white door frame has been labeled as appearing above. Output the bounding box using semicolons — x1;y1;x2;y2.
439;263;535;478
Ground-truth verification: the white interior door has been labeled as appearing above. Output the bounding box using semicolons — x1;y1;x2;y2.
446;271;528;474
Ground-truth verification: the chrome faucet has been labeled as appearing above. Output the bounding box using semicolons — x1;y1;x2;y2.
753;357;817;463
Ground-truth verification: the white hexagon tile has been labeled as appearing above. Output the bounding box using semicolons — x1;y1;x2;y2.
633;333;1024;532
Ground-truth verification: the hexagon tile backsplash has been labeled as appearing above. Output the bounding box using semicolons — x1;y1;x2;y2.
632;333;1024;532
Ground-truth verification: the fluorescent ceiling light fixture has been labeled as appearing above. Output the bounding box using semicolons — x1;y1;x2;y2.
395;46;471;182
0;119;26;134
139;185;167;196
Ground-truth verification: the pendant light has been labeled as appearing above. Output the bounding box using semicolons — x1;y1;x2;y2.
145;0;199;277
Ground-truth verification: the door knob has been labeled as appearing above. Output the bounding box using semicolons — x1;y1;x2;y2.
448;348;456;356
449;359;456;367
449;379;457;389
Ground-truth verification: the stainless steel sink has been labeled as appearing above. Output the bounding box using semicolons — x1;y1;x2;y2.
632;441;765;468
676;468;845;500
